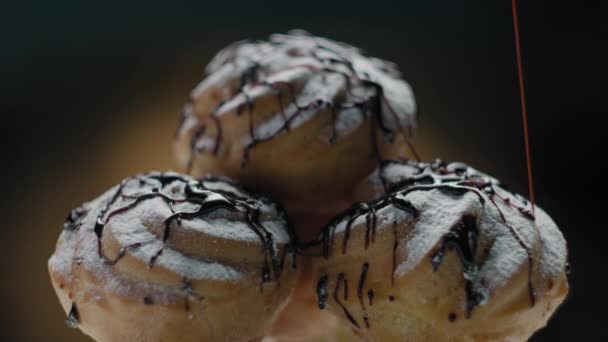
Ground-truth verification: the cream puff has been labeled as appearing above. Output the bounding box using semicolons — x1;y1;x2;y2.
311;160;569;341
48;172;298;342
175;30;417;214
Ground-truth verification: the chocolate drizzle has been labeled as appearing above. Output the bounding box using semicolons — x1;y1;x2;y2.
179;31;417;173
65;172;295;299
66;302;80;328
320;192;418;290
431;215;484;318
64;207;88;231
315;159;540;322
367;289;375;306
357;262;370;328
316;275;328;309
334;273;359;328
321;194;418;258
448;312;457;322
378;159;538;310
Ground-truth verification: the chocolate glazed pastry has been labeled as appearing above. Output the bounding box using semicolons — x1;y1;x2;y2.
49;31;570;342
311;160;569;341
48;172;298;342
175;30;417;220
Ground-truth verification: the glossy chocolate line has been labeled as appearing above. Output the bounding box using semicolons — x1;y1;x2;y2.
334;272;359;328
357;262;371;328
316;275;329;309
93;182;126;259
104;242;142;266
213;58;359;160
367;289;374;306
247;210;282;284
343;276;349;301
364;207;377;250
342;204;367;254
239;96;369;169
431;215;482;318
66;302;80;328
322;194;417;258
96;190;186;265
64;207;88;232
384;160;534;220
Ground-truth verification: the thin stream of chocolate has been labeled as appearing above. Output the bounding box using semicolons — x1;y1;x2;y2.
511;0;536;216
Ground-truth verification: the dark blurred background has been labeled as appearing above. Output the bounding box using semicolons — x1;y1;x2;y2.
1;0;606;340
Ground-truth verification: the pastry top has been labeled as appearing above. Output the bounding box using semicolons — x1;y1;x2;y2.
51;172;295;293
49;172;299;342
177;30;416;168
320;159;568;317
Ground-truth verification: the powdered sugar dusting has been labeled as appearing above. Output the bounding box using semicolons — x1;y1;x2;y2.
373;161;569;307
49;172;293;294
179;29;417;160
